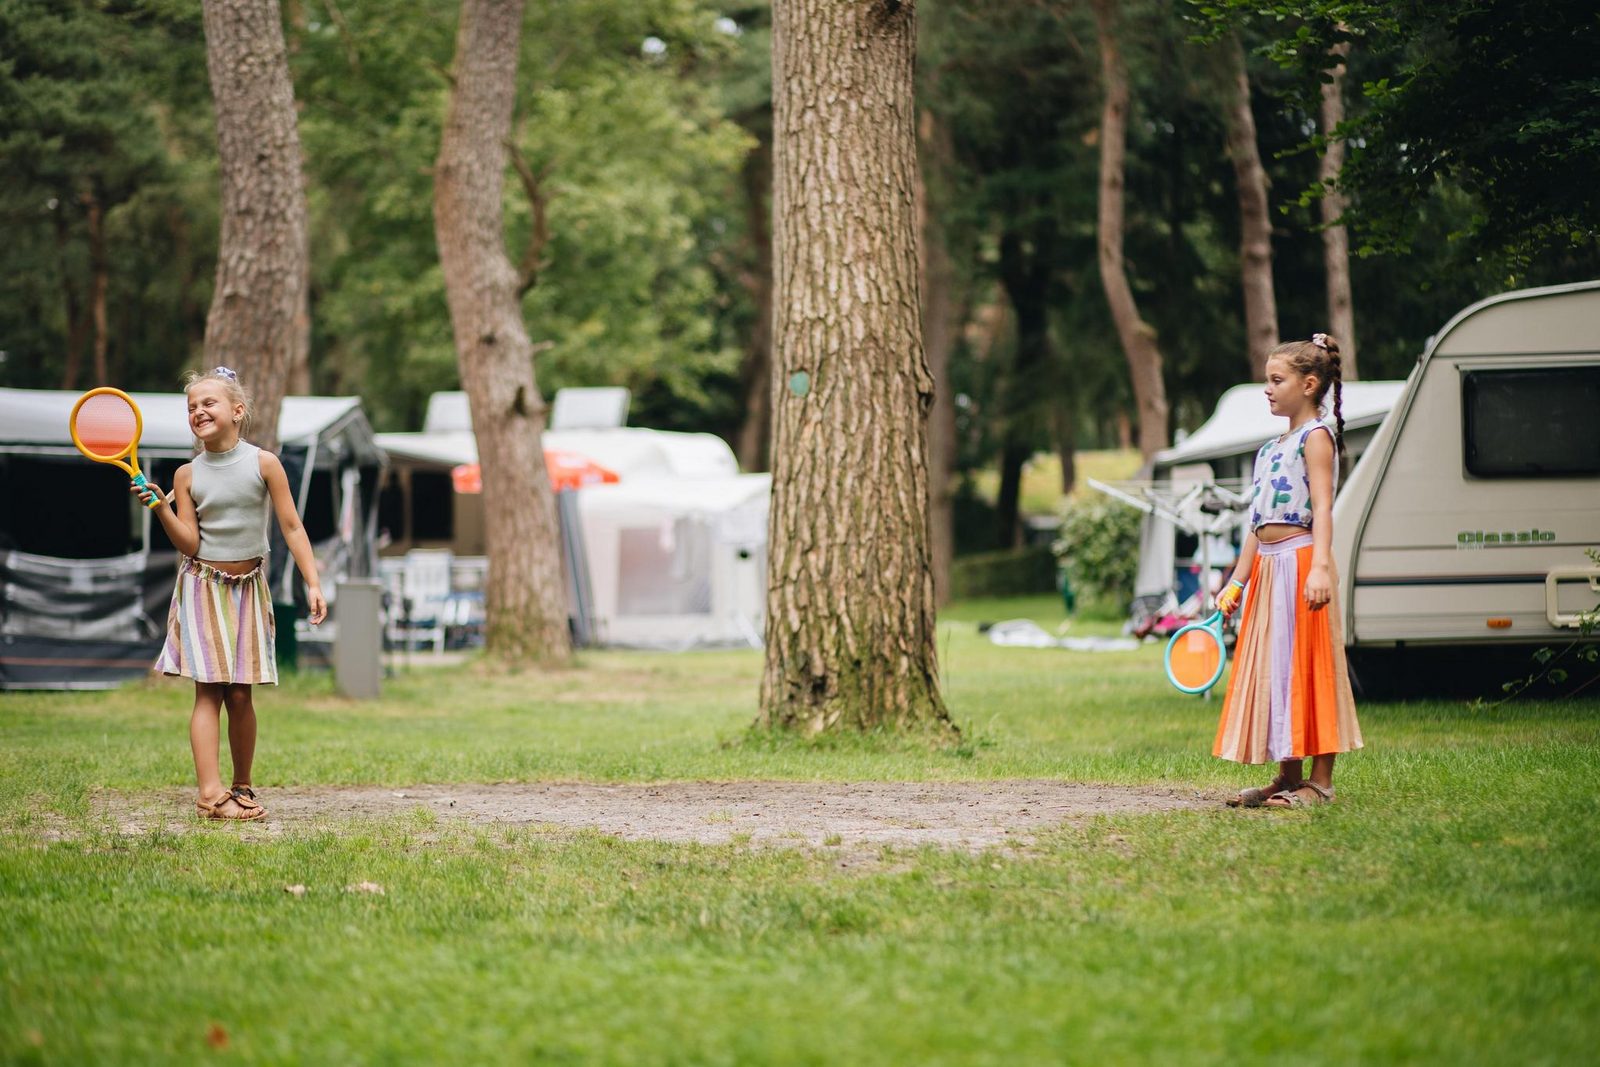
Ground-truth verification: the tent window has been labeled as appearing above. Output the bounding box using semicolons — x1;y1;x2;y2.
377;471;405;543
302;469;336;542
1463;366;1600;478
0;457;141;558
616;523;712;616
145;459;185;553
411;470;454;540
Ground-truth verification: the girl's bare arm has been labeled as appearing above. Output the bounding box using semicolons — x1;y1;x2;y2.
260;451;327;624
1304;429;1336;610
134;464;200;557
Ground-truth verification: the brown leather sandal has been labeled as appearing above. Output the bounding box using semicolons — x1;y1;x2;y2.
196;787;266;822
1265;781;1334;808
1227;776;1302;808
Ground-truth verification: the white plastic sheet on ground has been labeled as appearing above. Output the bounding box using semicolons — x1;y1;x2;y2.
983;619;1139;652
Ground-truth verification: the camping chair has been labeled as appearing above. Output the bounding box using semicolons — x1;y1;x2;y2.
379;550;452;654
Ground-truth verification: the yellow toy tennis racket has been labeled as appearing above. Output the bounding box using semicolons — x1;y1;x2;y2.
68;387;163;509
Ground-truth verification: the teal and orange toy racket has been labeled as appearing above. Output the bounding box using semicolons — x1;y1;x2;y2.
68;387;162;509
1164;610;1227;694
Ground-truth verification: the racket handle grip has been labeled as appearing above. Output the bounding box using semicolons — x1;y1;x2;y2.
132;473;162;510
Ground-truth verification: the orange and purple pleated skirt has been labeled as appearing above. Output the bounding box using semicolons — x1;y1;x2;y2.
154;557;278;685
1213;533;1361;764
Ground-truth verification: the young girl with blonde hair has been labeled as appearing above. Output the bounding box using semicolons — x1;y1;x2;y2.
133;368;326;821
1214;334;1363;808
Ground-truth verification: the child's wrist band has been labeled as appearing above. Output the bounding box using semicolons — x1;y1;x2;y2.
1227;579;1244;590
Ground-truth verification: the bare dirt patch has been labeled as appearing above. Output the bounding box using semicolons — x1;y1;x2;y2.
93;780;1212;850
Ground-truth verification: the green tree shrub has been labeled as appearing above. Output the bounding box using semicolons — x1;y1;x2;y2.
948;546;1057;600
1051;497;1141;606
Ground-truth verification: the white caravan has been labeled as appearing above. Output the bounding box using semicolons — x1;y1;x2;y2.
1332;280;1600;689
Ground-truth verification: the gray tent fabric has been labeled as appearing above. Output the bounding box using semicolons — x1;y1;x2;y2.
0;388;386;690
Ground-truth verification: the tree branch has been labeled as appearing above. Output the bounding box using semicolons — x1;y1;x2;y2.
507;138;554;297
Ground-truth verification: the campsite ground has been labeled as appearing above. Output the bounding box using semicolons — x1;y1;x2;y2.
3;596;1598;1065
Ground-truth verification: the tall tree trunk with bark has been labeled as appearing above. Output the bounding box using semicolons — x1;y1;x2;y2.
283;0;314;397
996;224;1054;548
760;0;953;736
54;209;88;390
1222;35;1278;380
434;0;571;666
83;186;109;384
734;136;774;472
200;0;309;451
919;106;958;604
1091;0;1169;460
1052;399;1076;495
1319;37;1357;378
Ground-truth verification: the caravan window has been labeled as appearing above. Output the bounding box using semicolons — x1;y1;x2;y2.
302;469;336;543
410;470;454;540
1462;366;1600;478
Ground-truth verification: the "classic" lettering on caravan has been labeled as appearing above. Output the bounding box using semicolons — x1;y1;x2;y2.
1455;529;1557;547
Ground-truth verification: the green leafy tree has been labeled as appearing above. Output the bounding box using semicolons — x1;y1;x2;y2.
1189;0;1600;262
0;0;212;390
289;0;752;432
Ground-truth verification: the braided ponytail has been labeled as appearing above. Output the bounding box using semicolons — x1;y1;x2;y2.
1324;338;1347;484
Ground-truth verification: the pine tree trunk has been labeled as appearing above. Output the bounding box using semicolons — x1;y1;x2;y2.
996;223;1054;548
54;209;87;391
918;108;957;606
200;0;309;451
760;0;953;736
434;0;571;666
735;137;774;472
1053;401;1076;495
286;251;312;394
84;186;109;385
1091;0;1169;460
1320;37;1357;378
1222;35;1278;380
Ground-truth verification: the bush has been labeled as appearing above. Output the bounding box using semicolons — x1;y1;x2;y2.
1052;497;1141;605
948;545;1057;599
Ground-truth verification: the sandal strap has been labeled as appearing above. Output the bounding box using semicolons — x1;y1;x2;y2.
1300;780;1334;801
228;788;263;812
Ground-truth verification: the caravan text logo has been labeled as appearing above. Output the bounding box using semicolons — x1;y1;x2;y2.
1456;529;1557;547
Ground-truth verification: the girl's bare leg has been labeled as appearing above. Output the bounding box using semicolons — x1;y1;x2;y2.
192;681;249;816
1277;757;1306;790
1231;758;1303;804
223;684;257;789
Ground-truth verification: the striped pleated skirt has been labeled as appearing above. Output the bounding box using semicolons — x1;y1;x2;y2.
1213;533;1361;764
154;557;278;685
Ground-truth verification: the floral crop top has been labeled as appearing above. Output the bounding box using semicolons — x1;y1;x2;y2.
1248;418;1338;531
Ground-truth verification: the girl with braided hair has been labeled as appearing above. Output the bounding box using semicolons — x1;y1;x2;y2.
1212;333;1363;808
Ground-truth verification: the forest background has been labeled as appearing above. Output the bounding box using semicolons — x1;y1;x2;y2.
4;0;1598;561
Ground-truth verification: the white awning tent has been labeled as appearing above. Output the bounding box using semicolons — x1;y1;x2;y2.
1125;380;1406;602
574;474;770;649
1153;380;1407;477
0;389;375;460
374;391;768;650
373;427;739;482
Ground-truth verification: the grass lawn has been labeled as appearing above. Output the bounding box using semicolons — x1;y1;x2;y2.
3;596;1598;1065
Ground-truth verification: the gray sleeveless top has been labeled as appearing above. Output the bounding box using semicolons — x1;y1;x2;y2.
190;441;270;561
